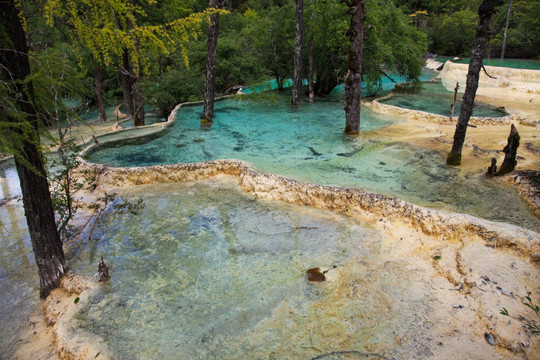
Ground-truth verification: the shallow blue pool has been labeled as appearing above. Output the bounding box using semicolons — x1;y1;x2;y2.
380;82;508;118
86;93;539;232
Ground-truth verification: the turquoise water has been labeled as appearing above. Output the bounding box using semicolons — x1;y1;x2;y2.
80;106;165;127
66;181;433;359
244;69;440;96
380;81;508;117
86;93;540;232
435;56;540;70
328;68;440;99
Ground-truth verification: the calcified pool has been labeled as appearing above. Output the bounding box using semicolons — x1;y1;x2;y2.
379;82;508;118
64;179;444;359
85;94;540;232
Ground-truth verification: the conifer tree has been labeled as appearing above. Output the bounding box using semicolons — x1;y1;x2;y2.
1;0;68;298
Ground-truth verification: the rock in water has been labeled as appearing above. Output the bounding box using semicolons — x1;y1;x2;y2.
484;332;495;346
306;267;326;282
97;256;110;282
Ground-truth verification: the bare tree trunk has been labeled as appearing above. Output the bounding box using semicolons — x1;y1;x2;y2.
201;0;221;124
449;81;459;121
94;65;107;122
447;0;498;165
500;0;513;66
133;73;145;126
343;0;366;135
292;0;304;108
308;1;315;102
1;1;68;298
121;49;134;119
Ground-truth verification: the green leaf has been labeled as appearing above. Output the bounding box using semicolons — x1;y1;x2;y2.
433;255;441;260
74;297;80;304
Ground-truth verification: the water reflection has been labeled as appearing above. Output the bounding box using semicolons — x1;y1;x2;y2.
0;183;38;358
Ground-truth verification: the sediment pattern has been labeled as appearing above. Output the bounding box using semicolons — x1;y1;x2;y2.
80;158;539;259
366;94;515;125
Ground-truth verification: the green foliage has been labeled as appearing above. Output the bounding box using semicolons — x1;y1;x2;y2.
310;0;349;94
430;10;477;56
28;43;91;127
49;137;96;240
142;9;270;115
393;0;480;14
141;65;205;116
44;0;217;71
310;0;427;95
214;14;268;91
242;3;296;89
500;291;540;335
364;0;428;86
396;0;539;59
491;0;540;58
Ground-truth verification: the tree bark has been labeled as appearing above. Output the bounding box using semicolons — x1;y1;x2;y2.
449;81;459;121
292;0;304;108
121;49;134;119
201;0;221;124
500;0;512;66
343;0;366;135
308;1;314;101
447;0;498;165
496;124;520;176
94;65;107;122
133;69;145;126
0;0;67;298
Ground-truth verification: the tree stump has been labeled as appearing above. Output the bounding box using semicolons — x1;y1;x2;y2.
485;157;497;177
496;124;520;176
306;267;326;282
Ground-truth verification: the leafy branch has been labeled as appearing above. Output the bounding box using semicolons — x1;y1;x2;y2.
500;291;540;335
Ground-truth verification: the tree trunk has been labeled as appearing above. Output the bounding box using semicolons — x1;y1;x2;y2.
0;0;68;298
500;0;512;66
201;0;221;124
94;65;107;122
496;124;520;176
447;0;498;165
343;0;366;135
292;0;304;108
449;81;459;121
133;71;145;127
121;49;134;119
308;1;314;101
313;66;339;95
126;3;144;126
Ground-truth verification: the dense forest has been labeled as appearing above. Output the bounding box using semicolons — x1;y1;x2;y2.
3;0;538;124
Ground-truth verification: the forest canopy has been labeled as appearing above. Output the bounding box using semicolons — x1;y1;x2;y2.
2;0;536;124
